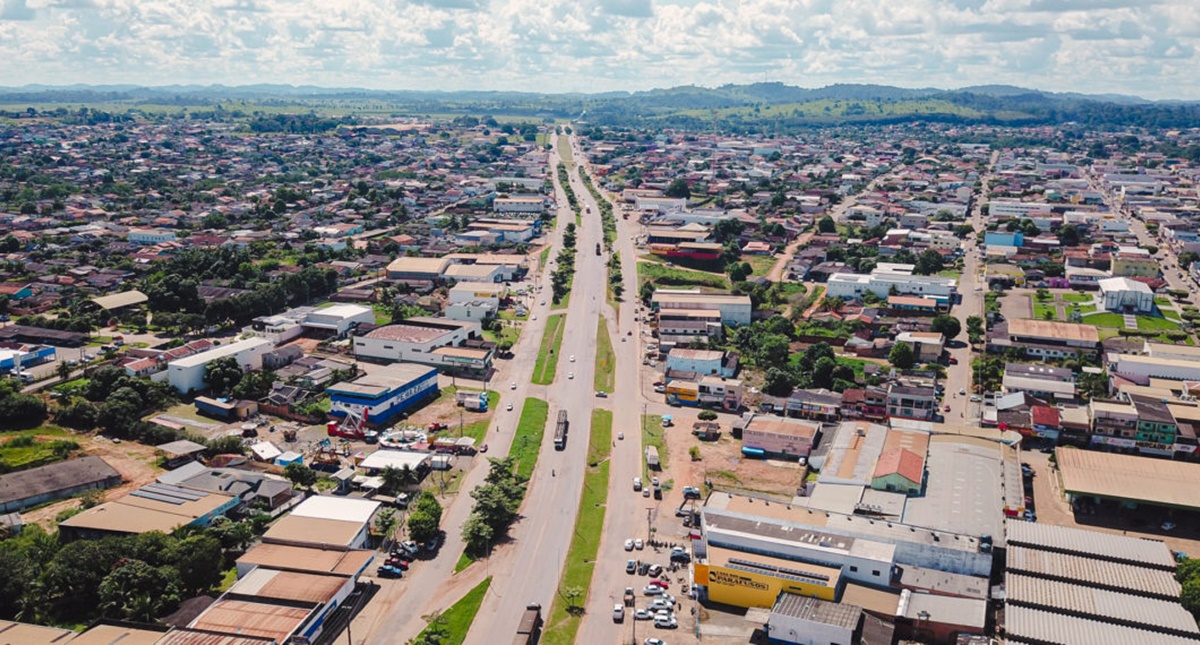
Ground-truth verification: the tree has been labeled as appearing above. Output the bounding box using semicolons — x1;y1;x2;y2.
171;534;223;593
382;465;419;493
817;216;836;233
98;559;183;622
203;356;243;396
56;360;73;382
966;315;985;344
205;435;246;457
913;249;945;276
283;462;318;489
407;492;443;543
930;315;962;340
697;410;718;421
889;342;915;369
461;513;495;556
559;585;585;613
375;508;398;541
762;367;795;396
1182;578;1200;618
727;261;751;283
811;356;837;390
663;178;690;199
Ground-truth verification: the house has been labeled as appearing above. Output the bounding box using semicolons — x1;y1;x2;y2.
887;384;938;421
989;319;1100;360
127;228;177;244
1098;277;1155;314
894;332;945;363
665;348;738;378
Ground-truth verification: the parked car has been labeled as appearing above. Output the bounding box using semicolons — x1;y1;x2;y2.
649;579;669;589
653;616;678;629
1163;521;1178;531
643;585;664;596
634;609;653;621
635;539;645;550
613;604;625;623
624;539;635;551
644;638;665;645
647;564;663;577
682;486;702;499
646;599;672;612
633;477;642;491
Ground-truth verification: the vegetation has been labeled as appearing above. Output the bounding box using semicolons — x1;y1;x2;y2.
889;341;916;369
409;577;492;645
638;260;730;292
0;377;47;430
510;398;549;481
461;456;527;559
593;319;616;392
551;222;578;304
532;314;567;385
0;431;79;473
642;414;668;480
406;491;444;544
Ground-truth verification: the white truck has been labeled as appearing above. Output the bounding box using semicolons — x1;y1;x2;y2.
645;446;660;469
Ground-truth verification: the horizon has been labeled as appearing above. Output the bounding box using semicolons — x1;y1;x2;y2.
0;1;1197;101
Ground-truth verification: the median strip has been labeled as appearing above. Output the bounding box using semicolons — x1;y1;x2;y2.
532;314;566;385
411;576;492;645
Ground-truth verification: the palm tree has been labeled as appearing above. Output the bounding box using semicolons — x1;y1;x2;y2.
821;296;845;314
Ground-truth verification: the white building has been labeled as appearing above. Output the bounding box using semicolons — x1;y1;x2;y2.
1113;353;1200;381
352;317;489;372
167;337;274;394
988;200;1057;219
1098;277;1155;314
493;195;545;217
245;305;374;344
127;228;177;244
651;290;752;327
826;267;958;302
768;594;861;645
304;304;374;336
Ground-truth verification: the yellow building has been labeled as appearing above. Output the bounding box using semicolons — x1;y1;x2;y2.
696;546;841;608
665;381;699;405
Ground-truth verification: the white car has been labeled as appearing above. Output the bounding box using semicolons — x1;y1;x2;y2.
510;381;517;390
569;355;576;362
644;639;665;645
624;539;635;551
506;403;513;411
568;372;574;379
647;599;672;612
532;314;538;321
642;585;664;596
653;616;678;629
634;609;653;621
634;538;645;550
613;604;625;622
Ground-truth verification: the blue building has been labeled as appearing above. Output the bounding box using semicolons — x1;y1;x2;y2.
984;231;1024;248
665;348;738;378
328;363;439;426
0;343;54;371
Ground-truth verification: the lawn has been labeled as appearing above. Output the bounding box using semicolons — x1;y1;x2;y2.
1062;292;1093;304
1138;316;1181;331
638;261;730;291
413;576;492;645
1156;296;1174;307
371;304;392;324
642;414;668;480
0;428;79;472
551;289;572;311
511;398;549;481
532;314;567;385
482;323;521;348
557;135;574;168
745;254;776;278
539;246;552;269
1032;303;1059;320
593;319;616;393
540;412;612;645
1082;312;1127;328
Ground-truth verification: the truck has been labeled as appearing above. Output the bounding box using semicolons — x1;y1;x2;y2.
513;603;542;645
554;410;568;450
645;446;660;470
595;242;602;255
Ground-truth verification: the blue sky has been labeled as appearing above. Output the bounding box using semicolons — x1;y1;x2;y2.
0;0;1197;99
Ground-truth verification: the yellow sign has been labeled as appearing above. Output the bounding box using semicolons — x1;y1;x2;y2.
699;563;838;609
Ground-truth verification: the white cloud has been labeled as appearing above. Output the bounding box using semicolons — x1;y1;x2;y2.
0;0;1195;99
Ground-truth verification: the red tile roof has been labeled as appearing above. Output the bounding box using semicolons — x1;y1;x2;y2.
873;448;925;485
1031;405;1061;428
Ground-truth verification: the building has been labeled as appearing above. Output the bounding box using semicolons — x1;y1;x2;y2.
665;348;738;378
127;228;177;244
988;200;1057;218
767;594;863;645
1099;277;1155;313
167;337;273;394
695;545;842;609
871;440;927;497
0;342;54;371
894;332;944;363
303;304;374;336
990;319;1100;359
235;543;375;579
826;268;957;304
1056;447;1200;512
59;483;239;540
737;413;821;459
88;289;149;312
352;317;489;373
212;568;357;644
817;421;889;487
655;308;724;351
493;195;545;216
327;363;439;426
886;384;937;421
651;289;753;327
445;282;506;321
0;620;77;644
1113;353;1200;382
262;496;381;550
0;455;122;513
385;256;452;281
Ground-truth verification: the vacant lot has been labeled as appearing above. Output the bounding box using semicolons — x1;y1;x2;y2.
638;260;730;291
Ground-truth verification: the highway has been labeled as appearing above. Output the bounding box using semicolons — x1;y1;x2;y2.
462;135;612;644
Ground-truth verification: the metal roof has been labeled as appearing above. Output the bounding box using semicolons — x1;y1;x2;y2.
1057;447;1200;511
89;290;148;311
1005;605;1200;645
771;593;861;630
1005;573;1199;634
1004;518;1176;569
1006;546;1181;599
0;455;120;507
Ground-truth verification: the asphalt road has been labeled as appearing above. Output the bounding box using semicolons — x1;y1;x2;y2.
462;135;611;644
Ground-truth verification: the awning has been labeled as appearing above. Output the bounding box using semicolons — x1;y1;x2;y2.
741;446;765;457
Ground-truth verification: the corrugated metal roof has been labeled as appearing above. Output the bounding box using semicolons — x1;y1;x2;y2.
1006;573;1198;633
1004;519;1176;568
1005;605;1200;645
188;599;312;642
1006;546;1181;599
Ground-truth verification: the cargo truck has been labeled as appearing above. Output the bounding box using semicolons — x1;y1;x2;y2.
513;603;542;645
645;445;660;470
554;410;568;450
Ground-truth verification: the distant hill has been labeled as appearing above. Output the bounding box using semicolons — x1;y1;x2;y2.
0;81;1195;129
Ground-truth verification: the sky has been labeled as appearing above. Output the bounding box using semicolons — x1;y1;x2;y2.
0;0;1198;99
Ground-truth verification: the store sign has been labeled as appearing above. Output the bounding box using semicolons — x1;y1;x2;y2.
710;569;770;592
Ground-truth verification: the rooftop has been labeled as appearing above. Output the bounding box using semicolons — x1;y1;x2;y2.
1006;545;1181;599
262;515;364;549
897;591;987;629
327;363;438;398
60;484;235;536
1005;572;1198;634
189;599;313;643
0;619;76;644
235;544;374;577
771;593;861;630
1005;605;1200;645
89;289;148;310
901;436;1006;542
0;455;120;507
385;256;451;275
362;322;457;343
1007;318;1100;344
69;624;165;645
169;338;272;369
229;568;350;605
290;495;381;524
1057;447;1200;511
704;509;897;564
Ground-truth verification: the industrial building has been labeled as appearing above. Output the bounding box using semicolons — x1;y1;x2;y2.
352;317;490;373
0;455;122;513
327;362;439;426
167;337;273;394
235;543;375;578
385;256;452;281
735;414;821;460
695;545;843;608
1056;447;1200;512
989;319;1101;359
244;304;374;344
0;342;55;371
650;289;753;327
59;483;239;540
261;496;381;550
1001;519;1195;642
825;266;957;304
766;594;871;645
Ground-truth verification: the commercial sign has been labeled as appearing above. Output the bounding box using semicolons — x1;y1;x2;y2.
709;569;770;592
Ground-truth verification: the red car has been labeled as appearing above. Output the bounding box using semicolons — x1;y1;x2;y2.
943;405;952;412
948;356;958;365
649;579;669;589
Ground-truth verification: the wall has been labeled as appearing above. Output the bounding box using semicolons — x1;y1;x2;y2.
329;370;439;426
742;429;815;458
695;562;836;609
767;612;854;645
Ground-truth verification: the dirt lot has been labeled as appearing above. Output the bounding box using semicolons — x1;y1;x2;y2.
20;432;162;532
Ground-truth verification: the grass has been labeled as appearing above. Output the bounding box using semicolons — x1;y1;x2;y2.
1083;312;1128;328
217;567;239;592
745;254;776;278
593;319;616;393
1033;303;1059;320
414;576;492;645
642;414;668;480
482;323;521;347
638;261;731;291
1138;316;1181;331
540;246;552;269
835;356;870;380
532;314;567;385
454;391;500;443
372;304;392;324
551;289;572;311
541;413;612;645
558;135;574;168
0;429;79;472
937;268;962;279
1063;292;1094;304
454;552;473;574
512;398;549;481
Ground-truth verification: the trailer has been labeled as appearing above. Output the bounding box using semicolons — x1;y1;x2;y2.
513;603;542;645
645;445;660;470
554;410;568;450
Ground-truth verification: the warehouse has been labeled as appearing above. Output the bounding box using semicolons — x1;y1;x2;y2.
1056;447;1200;512
235;543;375;579
1005;546;1181;600
0;455;121;513
0;342;54;371
187;598;319;644
1004;606;1200;645
167;337;273;394
352;317;484;369
328;363;439;426
651;289;753;326
261;496;381;550
736;413;821;460
59;483;238;540
766;594;863;645
694;545;842;608
385;256;452;281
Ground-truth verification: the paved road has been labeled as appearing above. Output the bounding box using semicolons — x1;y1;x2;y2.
462;134;611;644
355;142;575;644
